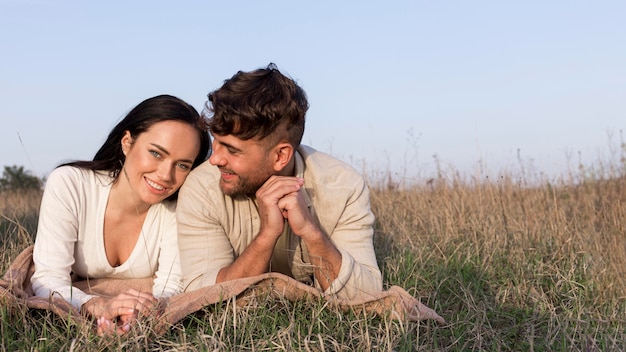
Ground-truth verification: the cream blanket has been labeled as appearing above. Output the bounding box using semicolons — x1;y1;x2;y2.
1;246;444;334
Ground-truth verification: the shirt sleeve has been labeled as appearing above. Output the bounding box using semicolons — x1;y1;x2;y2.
31;167;94;310
318;176;383;300
151;203;183;298
176;169;235;292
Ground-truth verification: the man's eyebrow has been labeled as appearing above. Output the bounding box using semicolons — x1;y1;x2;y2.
217;140;242;152
150;143;194;163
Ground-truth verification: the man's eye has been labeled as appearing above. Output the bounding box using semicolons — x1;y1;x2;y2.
149;150;162;158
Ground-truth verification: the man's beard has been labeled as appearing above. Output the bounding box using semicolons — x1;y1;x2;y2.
219;167;273;197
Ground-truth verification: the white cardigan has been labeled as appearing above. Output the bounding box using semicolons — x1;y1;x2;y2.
31;166;183;310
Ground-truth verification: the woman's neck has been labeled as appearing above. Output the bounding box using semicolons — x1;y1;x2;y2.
109;178;150;215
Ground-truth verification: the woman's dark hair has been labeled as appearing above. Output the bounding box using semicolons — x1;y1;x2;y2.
205;63;309;148
61;94;210;199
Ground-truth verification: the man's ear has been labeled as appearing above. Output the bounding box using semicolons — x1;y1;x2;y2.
121;131;133;155
271;142;294;172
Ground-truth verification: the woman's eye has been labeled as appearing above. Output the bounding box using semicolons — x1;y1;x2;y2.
177;163;191;171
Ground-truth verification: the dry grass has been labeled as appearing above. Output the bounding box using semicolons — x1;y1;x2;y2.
2;155;626;350
369;156;626;350
372;172;626;303
0;189;42;215
0;189;40;272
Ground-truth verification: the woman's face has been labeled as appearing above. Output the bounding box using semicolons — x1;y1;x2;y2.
119;120;201;205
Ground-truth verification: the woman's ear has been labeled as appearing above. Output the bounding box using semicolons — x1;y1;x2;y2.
272;142;294;172
121;131;133;155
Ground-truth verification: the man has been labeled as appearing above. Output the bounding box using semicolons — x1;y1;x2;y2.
177;63;382;300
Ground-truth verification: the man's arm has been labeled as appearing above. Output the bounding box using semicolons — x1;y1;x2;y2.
217;175;345;291
278;187;342;291
179;169;307;287
318;175;382;299
214;229;276;282
215;175;303;282
274;174;381;296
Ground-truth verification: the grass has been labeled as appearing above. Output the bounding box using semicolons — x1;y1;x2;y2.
1;152;626;350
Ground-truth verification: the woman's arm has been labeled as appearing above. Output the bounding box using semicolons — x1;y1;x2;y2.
31;167;94;309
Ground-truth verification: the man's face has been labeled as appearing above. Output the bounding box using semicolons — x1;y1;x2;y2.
208;133;276;197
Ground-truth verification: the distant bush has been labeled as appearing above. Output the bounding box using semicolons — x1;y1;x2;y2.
0;165;42;191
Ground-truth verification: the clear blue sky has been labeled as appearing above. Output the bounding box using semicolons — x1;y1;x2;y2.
1;1;625;182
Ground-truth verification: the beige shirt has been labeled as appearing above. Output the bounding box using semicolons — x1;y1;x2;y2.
177;145;382;300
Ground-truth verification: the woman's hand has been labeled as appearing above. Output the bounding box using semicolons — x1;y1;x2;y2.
82;289;158;335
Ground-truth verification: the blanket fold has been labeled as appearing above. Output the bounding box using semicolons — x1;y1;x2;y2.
1;246;445;334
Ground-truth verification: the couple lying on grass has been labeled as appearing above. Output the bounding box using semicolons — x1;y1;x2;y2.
23;64;442;335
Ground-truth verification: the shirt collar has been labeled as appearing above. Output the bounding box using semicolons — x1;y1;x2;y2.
293;148;312;209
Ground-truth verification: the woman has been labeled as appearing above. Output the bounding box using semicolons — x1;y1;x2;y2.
30;94;211;334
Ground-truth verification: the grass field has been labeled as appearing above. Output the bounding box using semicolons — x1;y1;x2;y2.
1;155;625;351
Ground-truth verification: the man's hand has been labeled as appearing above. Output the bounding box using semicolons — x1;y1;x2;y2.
255;176;304;239
276;184;318;240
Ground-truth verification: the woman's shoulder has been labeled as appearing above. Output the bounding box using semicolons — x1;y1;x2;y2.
153;199;177;214
147;200;177;224
145;200;177;232
46;165;85;186
46;166;113;192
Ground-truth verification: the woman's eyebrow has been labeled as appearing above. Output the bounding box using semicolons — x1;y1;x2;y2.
151;143;171;155
150;143;194;163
